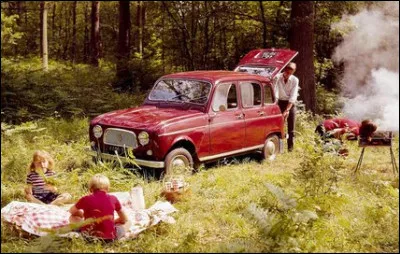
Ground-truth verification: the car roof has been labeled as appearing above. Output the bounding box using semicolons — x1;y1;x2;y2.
161;70;271;84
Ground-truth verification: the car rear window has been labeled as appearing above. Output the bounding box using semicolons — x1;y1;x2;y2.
235;66;276;77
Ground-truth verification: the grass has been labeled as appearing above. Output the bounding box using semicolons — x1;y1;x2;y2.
1;116;399;253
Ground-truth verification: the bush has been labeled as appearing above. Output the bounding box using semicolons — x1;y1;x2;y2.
294;131;346;197
1;57;145;124
316;84;343;115
247;183;318;252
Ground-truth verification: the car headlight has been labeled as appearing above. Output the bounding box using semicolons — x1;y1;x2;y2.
138;131;150;146
93;125;103;138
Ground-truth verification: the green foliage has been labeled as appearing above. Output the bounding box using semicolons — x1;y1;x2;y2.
294;132;345;197
1;58;145;124
1;12;23;54
316;84;343;115
1;115;398;253
247;183;318;252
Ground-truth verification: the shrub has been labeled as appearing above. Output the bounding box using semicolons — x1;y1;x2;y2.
294;132;346;197
247;183;318;252
1;58;145;124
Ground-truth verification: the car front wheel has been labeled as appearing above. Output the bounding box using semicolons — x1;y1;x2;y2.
164;148;194;176
263;134;280;161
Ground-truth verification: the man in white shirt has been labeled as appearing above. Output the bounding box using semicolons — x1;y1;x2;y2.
273;62;299;152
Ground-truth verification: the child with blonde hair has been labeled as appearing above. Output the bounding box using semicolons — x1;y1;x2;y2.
69;174;129;242
25;150;71;205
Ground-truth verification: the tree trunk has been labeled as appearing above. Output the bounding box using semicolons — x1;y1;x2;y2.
289;1;316;113
203;1;209;69
90;1;100;67
161;6;165;73
136;1;144;57
71;1;77;63
190;2;197;69
259;1;267;48
40;2;43;57
116;1;132;91
52;2;56;33
63;4;70;60
83;2;89;63
40;1;48;71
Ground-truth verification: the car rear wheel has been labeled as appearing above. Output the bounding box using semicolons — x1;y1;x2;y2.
263;134;280;161
164;148;194;176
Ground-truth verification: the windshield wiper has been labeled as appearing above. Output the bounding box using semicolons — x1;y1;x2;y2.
188;96;208;103
167;94;190;103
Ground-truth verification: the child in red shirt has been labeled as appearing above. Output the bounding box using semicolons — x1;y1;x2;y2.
69;174;129;242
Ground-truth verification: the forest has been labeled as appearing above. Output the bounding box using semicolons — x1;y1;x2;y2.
1;1;399;253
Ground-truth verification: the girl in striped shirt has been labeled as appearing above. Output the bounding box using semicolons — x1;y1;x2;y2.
25;150;71;205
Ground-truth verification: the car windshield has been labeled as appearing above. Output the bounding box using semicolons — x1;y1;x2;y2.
148;79;212;105
235;66;276;77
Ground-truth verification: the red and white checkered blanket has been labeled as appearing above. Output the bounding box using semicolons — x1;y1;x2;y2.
1;192;177;239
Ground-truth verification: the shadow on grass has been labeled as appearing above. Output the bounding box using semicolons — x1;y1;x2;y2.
92;152;265;181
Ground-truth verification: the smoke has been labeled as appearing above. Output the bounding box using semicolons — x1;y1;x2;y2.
332;2;399;131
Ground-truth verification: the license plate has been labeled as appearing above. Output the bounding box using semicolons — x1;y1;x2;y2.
106;145;126;155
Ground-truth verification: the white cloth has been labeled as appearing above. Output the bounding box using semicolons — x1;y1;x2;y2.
273;73;299;103
1;192;178;240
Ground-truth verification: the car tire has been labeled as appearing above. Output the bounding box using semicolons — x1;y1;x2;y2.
263;134;280;161
164;148;194;176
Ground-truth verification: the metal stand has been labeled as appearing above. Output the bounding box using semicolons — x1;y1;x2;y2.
354;147;365;174
354;146;398;174
390;147;399;174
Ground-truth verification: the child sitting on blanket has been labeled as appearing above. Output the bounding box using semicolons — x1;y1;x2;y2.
69;174;130;242
25;150;72;205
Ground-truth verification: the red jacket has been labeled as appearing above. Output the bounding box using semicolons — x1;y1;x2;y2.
323;118;361;136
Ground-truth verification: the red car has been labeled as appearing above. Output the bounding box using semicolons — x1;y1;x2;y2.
88;49;297;174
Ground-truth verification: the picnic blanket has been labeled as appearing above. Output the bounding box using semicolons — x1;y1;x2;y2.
1;192;178;239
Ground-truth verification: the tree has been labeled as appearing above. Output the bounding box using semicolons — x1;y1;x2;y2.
289;1;316;113
90;1;100;67
116;1;132;91
40;1;48;71
71;1;77;63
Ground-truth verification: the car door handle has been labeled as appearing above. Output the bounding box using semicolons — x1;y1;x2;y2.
257;111;265;116
235;113;244;119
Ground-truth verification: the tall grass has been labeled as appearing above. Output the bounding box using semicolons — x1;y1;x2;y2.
1;115;399;253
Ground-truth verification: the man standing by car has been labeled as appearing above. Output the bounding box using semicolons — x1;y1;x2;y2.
273;62;299;152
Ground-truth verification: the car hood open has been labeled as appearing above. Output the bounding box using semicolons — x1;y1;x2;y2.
235;48;298;78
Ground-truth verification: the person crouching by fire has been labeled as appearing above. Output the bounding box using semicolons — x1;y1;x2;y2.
359;119;378;143
315;117;361;142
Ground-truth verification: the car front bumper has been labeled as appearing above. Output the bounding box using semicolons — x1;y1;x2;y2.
86;148;165;168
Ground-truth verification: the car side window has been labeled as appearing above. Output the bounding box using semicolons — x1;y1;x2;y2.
212;83;238;112
264;85;275;105
240;82;261;108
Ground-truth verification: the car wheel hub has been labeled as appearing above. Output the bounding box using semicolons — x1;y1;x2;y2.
171;156;187;168
266;140;275;155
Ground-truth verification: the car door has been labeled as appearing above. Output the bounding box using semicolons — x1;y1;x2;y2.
239;81;267;148
262;82;284;137
208;82;245;156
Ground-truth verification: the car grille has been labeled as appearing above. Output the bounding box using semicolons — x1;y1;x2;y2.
104;145;129;156
103;128;138;150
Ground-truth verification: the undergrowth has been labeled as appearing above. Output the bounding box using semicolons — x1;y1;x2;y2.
1;115;398;253
1;57;145;124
